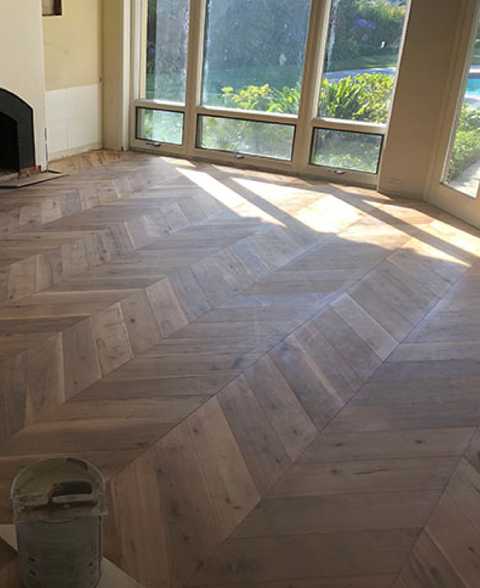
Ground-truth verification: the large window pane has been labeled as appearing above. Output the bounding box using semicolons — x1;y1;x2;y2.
202;0;311;114
198;116;295;160
145;0;189;103
445;17;480;198
311;129;383;174
137;109;184;145
319;0;408;124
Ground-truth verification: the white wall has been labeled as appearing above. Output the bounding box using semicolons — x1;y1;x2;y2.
45;84;103;160
0;1;48;170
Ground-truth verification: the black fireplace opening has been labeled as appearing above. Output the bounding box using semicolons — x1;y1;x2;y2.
0;89;35;174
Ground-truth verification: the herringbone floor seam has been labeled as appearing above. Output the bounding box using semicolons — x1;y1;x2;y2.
98;162;480;585
101;218;426;487
388;462;466;588
0;154;177;306
391;450;480;588
0;159;384;432
0;206;331;471
0;212;342;462
174;236;473;588
177;226;478;586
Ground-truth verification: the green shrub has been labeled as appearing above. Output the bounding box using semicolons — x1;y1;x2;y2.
458;104;480;132
449;105;480;180
222;84;301;114
312;130;381;173
319;73;394;123
222;72;394;124
200;116;293;159
219;75;480;180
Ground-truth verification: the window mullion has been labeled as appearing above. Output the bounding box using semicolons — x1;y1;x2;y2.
184;0;206;156
130;0;145;103
293;0;331;172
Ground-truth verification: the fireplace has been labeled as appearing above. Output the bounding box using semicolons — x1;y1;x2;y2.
0;89;36;174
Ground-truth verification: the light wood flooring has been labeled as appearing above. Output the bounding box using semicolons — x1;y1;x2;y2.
0;150;479;587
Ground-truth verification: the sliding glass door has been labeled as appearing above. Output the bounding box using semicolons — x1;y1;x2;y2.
427;0;480;226
131;0;409;185
443;14;480;198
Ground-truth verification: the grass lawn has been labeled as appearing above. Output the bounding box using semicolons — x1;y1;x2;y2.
327;52;399;72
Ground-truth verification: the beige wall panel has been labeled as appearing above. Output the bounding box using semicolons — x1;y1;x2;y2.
379;0;467;200
103;0;130;151
43;0;102;91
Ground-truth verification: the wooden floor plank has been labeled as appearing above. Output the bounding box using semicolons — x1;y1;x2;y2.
426;460;480;588
394;532;466;588
219;376;291;494
244;355;317;461
234;492;439;537
300;428;474;463
269;457;457;497
188;530;418;586
0;151;479;587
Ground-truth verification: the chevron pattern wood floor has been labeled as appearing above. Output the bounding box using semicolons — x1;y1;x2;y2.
0;150;480;587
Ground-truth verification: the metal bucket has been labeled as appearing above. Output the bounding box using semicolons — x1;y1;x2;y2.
11;458;107;588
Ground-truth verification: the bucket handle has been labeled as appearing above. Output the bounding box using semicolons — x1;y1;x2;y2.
49;480;97;507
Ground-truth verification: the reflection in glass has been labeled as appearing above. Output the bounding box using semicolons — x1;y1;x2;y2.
202;0;311;114
137;109;184;145
311;129;383;174
145;0;190;103
199;116;295;160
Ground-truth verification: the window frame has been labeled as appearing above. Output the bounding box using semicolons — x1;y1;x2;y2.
196;113;298;162
135;106;186;146
130;0;410;188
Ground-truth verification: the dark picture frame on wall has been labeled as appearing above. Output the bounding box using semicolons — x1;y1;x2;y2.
42;0;62;16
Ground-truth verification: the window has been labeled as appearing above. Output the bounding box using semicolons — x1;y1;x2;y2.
144;0;190;103
318;0;408;124
198;116;295;160
136;109;184;146
144;0;189;104
132;0;410;181
137;0;190;148
202;0;311;114
444;16;480;198
311;129;383;174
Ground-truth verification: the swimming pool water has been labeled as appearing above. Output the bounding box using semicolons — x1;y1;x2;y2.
467;77;480;97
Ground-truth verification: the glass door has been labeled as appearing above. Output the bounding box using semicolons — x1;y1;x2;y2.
444;14;480;198
427;0;480;225
131;0;410;186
